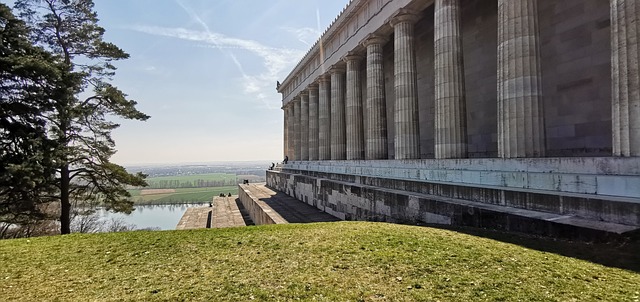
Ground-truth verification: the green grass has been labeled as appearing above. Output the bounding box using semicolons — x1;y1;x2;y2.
130;186;238;204
1;222;638;301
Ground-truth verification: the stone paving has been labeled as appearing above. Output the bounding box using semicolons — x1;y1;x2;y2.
176;207;211;230
241;183;341;223
211;196;250;228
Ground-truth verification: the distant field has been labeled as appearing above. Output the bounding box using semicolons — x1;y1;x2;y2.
144;173;238;189
140;189;176;195
146;173;237;182
128;186;237;204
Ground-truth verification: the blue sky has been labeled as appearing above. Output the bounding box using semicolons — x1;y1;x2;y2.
84;0;349;164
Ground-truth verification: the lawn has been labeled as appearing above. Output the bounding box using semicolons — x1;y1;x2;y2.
129;186;238;204
1;222;638;301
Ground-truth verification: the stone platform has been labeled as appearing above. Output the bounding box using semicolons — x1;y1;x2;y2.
211;196;253;228
177;185;340;230
176;206;211;230
176;196;253;230
268;159;640;240
238;183;341;224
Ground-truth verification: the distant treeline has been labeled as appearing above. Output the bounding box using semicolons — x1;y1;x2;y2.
147;179;237;189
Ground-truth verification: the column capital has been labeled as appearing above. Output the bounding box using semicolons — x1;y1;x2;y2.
317;74;331;84
343;51;363;63
362;34;389;47
329;65;346;74
308;83;319;92
282;100;293;110
389;8;420;27
299;90;309;97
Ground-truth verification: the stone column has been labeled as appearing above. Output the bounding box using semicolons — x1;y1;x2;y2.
611;0;640;157
318;75;332;160
293;97;301;161
331;66;347;160
300;91;310;161
497;0;545;158
283;106;288;160
308;84;320;160
435;0;467;159
390;10;421;159
363;35;389;160
286;104;295;161
344;53;365;160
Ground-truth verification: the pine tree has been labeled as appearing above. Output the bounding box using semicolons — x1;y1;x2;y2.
0;3;59;228
15;0;150;234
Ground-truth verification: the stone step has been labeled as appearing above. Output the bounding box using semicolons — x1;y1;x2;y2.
211;196;249;228
176;207;211;230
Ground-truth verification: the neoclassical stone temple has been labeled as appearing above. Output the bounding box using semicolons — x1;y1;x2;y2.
269;0;640;238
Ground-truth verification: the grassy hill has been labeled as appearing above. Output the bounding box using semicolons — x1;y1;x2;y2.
1;222;638;301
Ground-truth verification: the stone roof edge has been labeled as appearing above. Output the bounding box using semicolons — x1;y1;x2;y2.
278;0;363;91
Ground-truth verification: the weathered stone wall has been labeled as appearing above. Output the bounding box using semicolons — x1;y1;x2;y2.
279;158;640;226
383;41;395;159
267;170;639;239
538;0;612;156
461;0;499;158
238;184;286;225
415;6;436;159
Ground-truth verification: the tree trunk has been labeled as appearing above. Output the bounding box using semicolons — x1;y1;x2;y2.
60;164;71;234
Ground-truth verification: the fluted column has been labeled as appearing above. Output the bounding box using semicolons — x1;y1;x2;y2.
293;97;301;161
286;104;295;161
435;0;468;159
308;84;320;160
283;106;288;159
611;0;640;157
390;10;421;159
497;0;545;158
344;53;365;160
331;66;347;160
300;91;309;161
318;76;332;160
363;35;389;160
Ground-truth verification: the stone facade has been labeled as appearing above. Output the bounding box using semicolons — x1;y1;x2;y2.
275;0;640;237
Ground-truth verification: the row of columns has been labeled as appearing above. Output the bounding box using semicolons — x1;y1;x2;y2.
283;0;639;161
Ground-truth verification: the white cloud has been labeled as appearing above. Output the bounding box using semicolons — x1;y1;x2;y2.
124;0;307;110
131;24;304;109
281;26;322;46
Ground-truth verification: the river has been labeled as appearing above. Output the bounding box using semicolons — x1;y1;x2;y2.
99;203;207;230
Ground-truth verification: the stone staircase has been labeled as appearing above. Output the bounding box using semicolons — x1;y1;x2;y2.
177;184;340;230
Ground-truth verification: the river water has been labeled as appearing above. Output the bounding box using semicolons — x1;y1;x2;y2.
99;203;207;230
